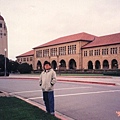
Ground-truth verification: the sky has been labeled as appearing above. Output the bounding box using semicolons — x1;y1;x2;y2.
0;0;120;60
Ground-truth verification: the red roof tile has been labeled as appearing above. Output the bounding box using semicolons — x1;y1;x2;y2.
16;50;34;58
34;32;96;49
0;15;4;20
82;33;120;48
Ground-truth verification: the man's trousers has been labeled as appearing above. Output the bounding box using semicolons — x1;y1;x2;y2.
43;91;54;114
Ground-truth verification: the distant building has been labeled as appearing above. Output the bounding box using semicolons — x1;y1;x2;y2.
0;14;8;57
16;50;34;69
82;33;120;70
16;32;120;70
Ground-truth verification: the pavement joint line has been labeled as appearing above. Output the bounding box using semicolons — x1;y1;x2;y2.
10;90;42;94
10;87;92;95
28;89;120;100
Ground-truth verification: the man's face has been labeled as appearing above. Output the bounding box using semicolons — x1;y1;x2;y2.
44;64;51;70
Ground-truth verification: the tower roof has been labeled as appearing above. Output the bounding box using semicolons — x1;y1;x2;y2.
0;15;4;21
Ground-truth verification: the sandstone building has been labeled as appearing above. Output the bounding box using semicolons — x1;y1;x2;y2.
16;50;34;68
16;32;120;71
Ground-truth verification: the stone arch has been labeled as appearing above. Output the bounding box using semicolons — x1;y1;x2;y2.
69;59;76;69
111;59;118;69
88;61;93;69
95;60;101;69
51;60;57;70
37;60;42;70
103;60;109;69
60;59;66;70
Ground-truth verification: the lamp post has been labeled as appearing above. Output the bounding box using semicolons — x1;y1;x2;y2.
59;62;61;75
4;48;7;76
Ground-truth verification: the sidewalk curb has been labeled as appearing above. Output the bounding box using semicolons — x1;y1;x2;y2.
0;77;116;86
0;90;73;120
57;79;116;86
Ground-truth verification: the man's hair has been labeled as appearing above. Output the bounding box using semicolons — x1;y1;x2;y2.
43;61;51;66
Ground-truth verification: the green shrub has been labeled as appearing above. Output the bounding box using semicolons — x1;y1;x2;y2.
103;71;120;76
18;63;32;74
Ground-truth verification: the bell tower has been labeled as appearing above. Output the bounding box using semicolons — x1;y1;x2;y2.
0;14;8;57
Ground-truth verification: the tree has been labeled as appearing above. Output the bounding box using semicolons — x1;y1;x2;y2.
0;54;9;72
9;60;19;73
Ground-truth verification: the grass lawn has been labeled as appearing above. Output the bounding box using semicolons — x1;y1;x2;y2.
0;97;60;120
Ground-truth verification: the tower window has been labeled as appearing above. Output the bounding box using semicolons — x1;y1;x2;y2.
0;32;2;38
0;23;2;28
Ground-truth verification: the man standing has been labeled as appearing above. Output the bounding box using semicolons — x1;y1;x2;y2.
39;61;57;115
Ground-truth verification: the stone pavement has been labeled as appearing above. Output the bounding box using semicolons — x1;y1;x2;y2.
5;74;120;86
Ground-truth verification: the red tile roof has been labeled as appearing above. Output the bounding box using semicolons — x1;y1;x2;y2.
82;33;120;48
34;32;96;49
16;50;34;58
0;15;4;20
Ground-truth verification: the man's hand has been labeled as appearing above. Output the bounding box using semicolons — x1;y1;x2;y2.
116;111;120;117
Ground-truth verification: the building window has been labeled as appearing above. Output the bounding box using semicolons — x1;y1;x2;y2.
110;47;117;54
4;33;6;36
0;23;2;28
4;24;6;29
0;32;2;38
68;45;76;55
102;48;108;55
43;49;49;57
23;58;26;62
36;50;42;58
89;50;93;56
94;50;97;56
94;49;100;56
30;57;33;61
17;59;20;62
27;58;29;61
84;51;87;56
50;48;57;56
59;46;66;55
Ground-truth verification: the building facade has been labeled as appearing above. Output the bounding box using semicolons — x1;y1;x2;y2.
82;33;120;70
16;50;34;69
16;32;120;71
0;15;8;57
33;32;95;70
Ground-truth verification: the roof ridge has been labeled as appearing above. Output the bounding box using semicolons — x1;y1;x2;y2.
99;32;120;38
82;32;120;48
33;32;95;49
16;50;34;58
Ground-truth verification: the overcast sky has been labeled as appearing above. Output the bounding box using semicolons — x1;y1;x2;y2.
0;0;120;60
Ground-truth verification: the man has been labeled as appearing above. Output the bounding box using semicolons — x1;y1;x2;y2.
39;61;57;115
